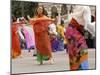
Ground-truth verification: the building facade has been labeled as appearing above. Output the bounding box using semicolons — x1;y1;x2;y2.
39;3;96;18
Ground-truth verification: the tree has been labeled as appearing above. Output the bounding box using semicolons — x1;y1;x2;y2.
11;1;38;18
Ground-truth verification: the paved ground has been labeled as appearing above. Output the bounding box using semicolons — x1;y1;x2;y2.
12;49;96;74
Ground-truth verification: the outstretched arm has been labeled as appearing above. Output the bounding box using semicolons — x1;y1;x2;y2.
83;6;95;37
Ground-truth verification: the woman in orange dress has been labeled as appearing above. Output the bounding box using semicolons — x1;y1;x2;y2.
30;6;54;65
12;17;21;59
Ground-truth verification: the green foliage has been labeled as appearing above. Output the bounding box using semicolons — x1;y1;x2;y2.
11;1;38;18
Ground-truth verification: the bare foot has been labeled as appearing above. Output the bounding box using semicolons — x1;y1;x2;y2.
48;58;54;64
39;61;43;65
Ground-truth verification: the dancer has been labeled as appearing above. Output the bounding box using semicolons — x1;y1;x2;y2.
56;20;65;51
30;5;54;64
49;18;58;52
12;16;21;59
65;6;94;70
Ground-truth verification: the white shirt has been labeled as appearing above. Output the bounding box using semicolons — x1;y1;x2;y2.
48;23;58;35
68;6;95;37
17;26;25;40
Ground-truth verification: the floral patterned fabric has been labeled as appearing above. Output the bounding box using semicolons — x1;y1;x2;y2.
65;18;88;70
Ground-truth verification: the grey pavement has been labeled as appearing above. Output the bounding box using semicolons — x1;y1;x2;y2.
12;49;96;74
